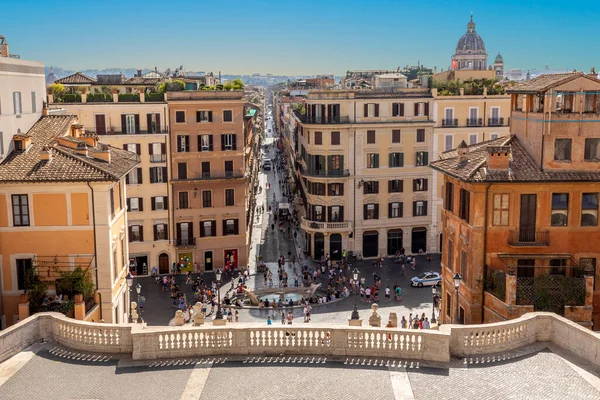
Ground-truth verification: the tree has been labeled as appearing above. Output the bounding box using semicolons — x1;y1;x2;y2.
158;79;185;93
49;82;65;97
232;79;244;90
223;80;233;91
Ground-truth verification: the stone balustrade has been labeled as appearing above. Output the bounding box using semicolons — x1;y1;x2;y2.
2;312;599;367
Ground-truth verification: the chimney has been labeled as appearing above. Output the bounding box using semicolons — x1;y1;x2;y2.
486;145;511;171
42;101;49;116
93;144;111;163
70;124;85;138
81;133;97;147
137;69;142;77
589;67;597;78
40;146;52;162
0;35;8;57
75;143;88;157
434;66;437;74
457;140;469;162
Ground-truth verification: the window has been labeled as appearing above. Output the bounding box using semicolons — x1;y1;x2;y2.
177;135;190;152
328;183;343;196
314;131;322;145
328;155;343;173
13;91;22;115
200;220;216;237
329;206;342;222
178;222;193;245
445;182;454;212
14;140;23;152
109;188;115;219
314;205;324;221
151;196;167;211
579;258;597;290
444;135;453;151
416;129;425;143
413;178;428;192
491;194;509;225
126;168;142;185
202;190;212;207
389;202;403;218
309;182;326;196
202;162;210;178
11;194;30;226
490;133;499;140
554;139;572;161
388;179;403;193
225;189;235;206
129;225;143;242
364;203;379;220
447;239;454;270
148;113;161;133
31;91;36;113
154;223;168;241
444;108;453;122
392;129;401;143
461;250;467;280
175;111;185;123
415;151;428;166
223;219;238;235
178;192;189;209
149;142;165;162
0;134;4;156
331;131;340;145
446;293;452;318
459;189;470;222
225;161;234;177
223;110;233;122
178;162;187;180
16;258;32;290
413;201;427;216
221;134;236;150
199;134;213;152
363;181;379;194
125;143;140;156
549;259;567;276
392;103;404;117
469;134;478;145
389;152;404;168
551;193;569;226
366;130;376;144
582;193;598;226
196;110;212;123
364;103;379;118
128;197;143;211
149;167;167;183
584;138;600;161
367;153;379;168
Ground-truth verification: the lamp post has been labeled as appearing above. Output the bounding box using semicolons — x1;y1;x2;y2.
215;268;223;320
431;285;437;324
453;273;462;324
351;268;360;320
135;283;142;323
126;272;133;323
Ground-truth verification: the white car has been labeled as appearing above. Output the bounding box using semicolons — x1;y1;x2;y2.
410;272;442;287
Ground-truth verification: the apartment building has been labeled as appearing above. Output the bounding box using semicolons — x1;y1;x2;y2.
430;72;600;327
53;93;173;275
167;91;248;272
0;35;46;161
0;111;139;327
431;88;511;251
292;89;435;260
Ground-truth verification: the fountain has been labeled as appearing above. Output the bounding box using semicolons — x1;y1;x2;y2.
240;282;324;306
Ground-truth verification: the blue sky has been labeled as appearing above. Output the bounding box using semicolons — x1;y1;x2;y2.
3;0;600;75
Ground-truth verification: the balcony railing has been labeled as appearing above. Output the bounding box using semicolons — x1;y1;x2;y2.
300;165;350;178
294;110;351;124
488;117;505;127
91;129;169;136
176;237;196;247
466;118;483;127
150;154;166;163
442;119;458;127
173;170;246;182
508;229;550;246
300;217;352;231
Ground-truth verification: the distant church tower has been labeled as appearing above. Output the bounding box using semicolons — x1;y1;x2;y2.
453;16;487;70
494;53;504;79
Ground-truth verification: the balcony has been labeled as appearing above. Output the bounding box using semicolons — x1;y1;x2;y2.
150;154;166;163
300;216;352;232
172;170;246;182
299;165;350;178
466;118;483;127
90;129;169;136
176;237;196;248
508;230;550;246
488;117;505;127
442;119;458;127
294;110;351;124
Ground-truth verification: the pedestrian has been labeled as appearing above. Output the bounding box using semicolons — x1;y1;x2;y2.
395;286;402;301
385;286;391;302
422;317;430;329
365;287;371;303
267;316;272;325
235;310;239;322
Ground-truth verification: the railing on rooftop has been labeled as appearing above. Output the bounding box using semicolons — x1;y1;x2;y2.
508;230;549;246
172;171;246;182
294;110;351;124
442;118;458;127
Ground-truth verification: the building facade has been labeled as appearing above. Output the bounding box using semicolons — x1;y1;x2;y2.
53;94;173;275
431;72;600;328
167;91;249;272
292;89;435;259
0;112;139;327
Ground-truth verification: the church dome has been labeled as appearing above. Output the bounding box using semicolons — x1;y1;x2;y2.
495;53;503;63
455;16;486;55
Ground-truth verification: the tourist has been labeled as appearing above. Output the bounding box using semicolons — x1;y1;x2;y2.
235;310;239;322
365;287;371;303
422;317;430;329
401;316;408;329
395;286;402;301
267;316;272;325
281;311;286;325
287;311;294;324
385;286;391;302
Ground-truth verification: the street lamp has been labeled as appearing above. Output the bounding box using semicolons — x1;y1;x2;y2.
126;272;134;323
135;283;142;323
215;269;223;320
453;273;462;324
351;268;360;320
431;286;437;324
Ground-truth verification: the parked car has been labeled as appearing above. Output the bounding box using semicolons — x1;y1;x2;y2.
262;160;272;171
410;271;441;287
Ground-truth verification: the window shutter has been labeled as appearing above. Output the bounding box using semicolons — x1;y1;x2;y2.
222;220;227;235
234;219;239;235
200;221;206;237
126;173;130;184
413;202;417;216
339;207;344;221
392;103;398;116
424;179;428;191
363;184;368;195
211;221;216;236
151;197;156;210
399;103;404;116
340;155;344;170
134;114;140;133
328;155;333;172
123;144;127;151
198;135;202;151
399;153;404;167
188;222;193;241
363;205;368;219
389;153;393;167
162;167;167;180
136;144;141;155
327;206;332;222
185;136;190;152
423;201;428;215
209;135;213;151
423;152;429;166
161;143;166;154
154;224;158;241
150;168;156;183
137;168;143;183
388;203;392;218
147;114;152;132
364;104;368;117
164;196;168;209
138;198;143;211
399;180;403;192
221;135;225;151
374;104;379;117
208;111;213;122
126;198;130;210
340;183;344;196
121;115;126;133
139;226;144;242
374;204;379;219
374;181;379;193
424;102;429;116
414;103;419;116
399;203;403;218
413;180;417;192
388;180;392;193
128;226;133;242
374;154;379;168
176;223;181;242
232;134;237;150
156;113;161;132
148;143;153;155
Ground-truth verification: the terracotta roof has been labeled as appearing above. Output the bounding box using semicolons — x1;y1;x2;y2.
124;77;163;85
505;72;600;93
0;115;139;183
54;72;97;85
430;135;600;183
354;91;432;99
